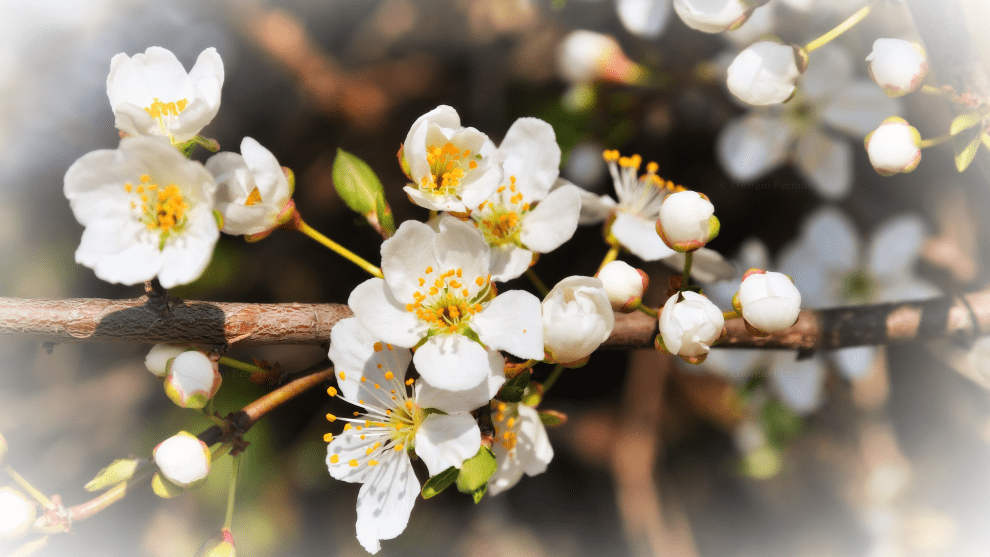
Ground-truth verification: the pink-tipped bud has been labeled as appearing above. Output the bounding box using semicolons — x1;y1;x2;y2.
596;260;649;312
865;117;922;176
656;190;720;253
866;38;928;97
736;269;801;335
163;350;221;409
153;431;211;488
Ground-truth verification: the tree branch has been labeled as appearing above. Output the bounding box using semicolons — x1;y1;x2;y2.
2;288;989;351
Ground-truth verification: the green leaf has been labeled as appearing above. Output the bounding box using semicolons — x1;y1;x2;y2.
332;148;384;216
952;127;982;172
456;447;497;494
85;458;142;491
421;466;459;499
498;370;531;403
950;111;984;135
538;409;568;427
374;192;395;238
151;472;184;498
471;483;488;504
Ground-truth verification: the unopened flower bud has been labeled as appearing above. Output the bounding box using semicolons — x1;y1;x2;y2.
726;40;803;106
656;291;724;363
735;269;801;335
674;0;766;34
146;344;192;378
864;117;921;176
164;350;221;409
0;487;36;541
206;137;293;237
557;30;643;84
196;528;237;557
153;431;211;488
656;190;719;252
542;276;615;367
866;38;928;97
597;260;649;312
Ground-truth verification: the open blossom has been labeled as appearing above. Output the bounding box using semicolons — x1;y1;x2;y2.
153;431;211;487
348;218;542;393
326;317;485;554
488;401;553;496
107;47;224;144
64;136;219;288
578;150;735;281
542;276;615;366
206;137;294;237
866;38;928;97
735;269;802;334
864;117;921;176
656;190;719;252
400;105;503;213
597;260;648;312
469;118;581;281
163;350;222;409
726;40;802;106
657;291;724;362
674;0;766;33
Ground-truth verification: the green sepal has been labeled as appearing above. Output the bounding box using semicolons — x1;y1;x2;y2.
85;458;142;491
471;483;488;504
538;409;568;427
456;447;497;494
333;148;384;217
950;111;983;135
498;370;531;403
421;466;459;499
953;126;982;172
151;471;184;498
374;192;395;238
213;209;224;230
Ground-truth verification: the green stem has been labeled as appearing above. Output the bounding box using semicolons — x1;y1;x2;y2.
804;5;872;53
541;364;565;395
919;134;952;149
635;303;658;318
598;245;620;274
4;465;55;510
219;356;266;376
680;251;694;291
920;84;951;97
525;269;549;297
295;218;384;278
723;310;741;321
223;454;240;531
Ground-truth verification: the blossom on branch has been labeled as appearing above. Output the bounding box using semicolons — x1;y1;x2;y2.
206;137;295;237
656;291;725;363
542;276;615;366
63;136;220;288
107;47;224;144
488;401;553;496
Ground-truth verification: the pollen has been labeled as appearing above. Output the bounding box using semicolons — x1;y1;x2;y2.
323;433;334;442
329;454;339;463
384;371;394;380
244;186;263;206
349;459;359;467
124;177;189;248
406;378;415;386
368;460;379;466
339;372;346;380
374;342;383;352
327;387;338;397
326;413;337;422
421;141;474;195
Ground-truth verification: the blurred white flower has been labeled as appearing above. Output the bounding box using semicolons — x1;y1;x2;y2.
726;40;802;106
542;276;614;366
154;431;211;487
0;487;35;541
864;116;921;176
488;401;553;496
107;47;224;144
597;260;648;312
207;137;294;237
675;0;765;34
718;45;901;199
556;30;643;84
867;38;928;97
616;0;672;39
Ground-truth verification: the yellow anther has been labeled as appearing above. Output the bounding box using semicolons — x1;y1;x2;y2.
344;423;352;431
339;372;346;380
323;433;334;442
327;387;338;397
244;186;263;206
140;174;151;182
394;443;404;452
374;383;380;389
124;183;133;193
360;377;367;383
405;400;413;410
374;342;383;352
326;413;337;422
646;162;658;173
329;454;339;463
476;277;485;286
406;378;415;386
387;344;393;350
603;149;620;161
349;459;359;467
425;266;433;274
384;371;394;380
507;417;516;429
368;460;379;466
462;289;469;297
418;278;426;286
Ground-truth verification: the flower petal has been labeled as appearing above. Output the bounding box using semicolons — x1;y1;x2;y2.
415;413;482;477
520;184;582;253
499;118;561;200
489;245;535;282
413;334;493;392
716;113;794;182
769;352;825;414
866;214;927;279
612;211;675;261
417;350;504;413
381;220;439;303
328;317;413;402
577;190;617;225
822;80;902;137
472;290;544;360
75;218;162;285
831;345;876;380
435;217;490;284
348;278;427;348
795;129;852;200
354;452;419;554
801;206;860;273
157;204;219;288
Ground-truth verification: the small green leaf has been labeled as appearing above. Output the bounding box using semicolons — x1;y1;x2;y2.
950;111;984;135
498;370;531;403
471;483;488;504
85;458;142;491
952;127;982;172
456;447;497;494
374;193;395;238
332;148;384;216
538;409;568;427
421;466;459;499
151;472;184;498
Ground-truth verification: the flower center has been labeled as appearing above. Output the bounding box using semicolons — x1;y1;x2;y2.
419;142;480;196
124;174;189;249
491;401;519;454
144;97;190;139
841;269;875;303
472;176;530;246
602;150;684;217
405;266;492;335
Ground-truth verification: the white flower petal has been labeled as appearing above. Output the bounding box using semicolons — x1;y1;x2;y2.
577;190;617;225
354;452;419;554
831;345;876;380
801;207;860;273
348;278;427;348
617;0;671;38
413;334;493;392
866;214;927;279
417;350;505;413
519;184;582;253
795;129;852;199
489;404;553;496
499;118;561;200
157;204;219;288
769;352;825;414
661;247;737;284
612;211;675;261
717;113;795;181
489;244;535;282
381;220;439;303
415;413;482;477
472;290;544;360
435;217;490;284
75;218;162;285
822;81;902;137
328;317;413;402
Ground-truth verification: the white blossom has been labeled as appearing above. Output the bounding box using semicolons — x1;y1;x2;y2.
63;136;220;288
556;30;642;84
657;291;724;361
542;276;615;366
866;38;928;97
726;40;801;106
206;137;294;236
153;431;211;487
736;269;802;334
488;401;553;496
597;260;648;312
864;117;922;176
107;47;224;144
400;105;503;213
674;0;762;34
656;190;719;252
348;218;542;393
0;488;35;541
163;350;221;409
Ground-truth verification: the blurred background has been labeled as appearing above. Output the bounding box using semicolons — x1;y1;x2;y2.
2;0;990;555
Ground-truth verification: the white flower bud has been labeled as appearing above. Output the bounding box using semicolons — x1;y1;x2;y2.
145;344;192;378
164;351;221;409
657;291;724;362
542;276;615;366
206;137;295;238
673;0;760;34
196;528;237;557
866;38;928;97
726;40;803;106
557;30;643;84
597;260;649;312
153;431;211;487
736;269;801;335
656;190;720;252
0;487;36;541
864;117;922;176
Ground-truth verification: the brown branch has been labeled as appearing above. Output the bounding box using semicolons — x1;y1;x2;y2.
1;288;989;351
